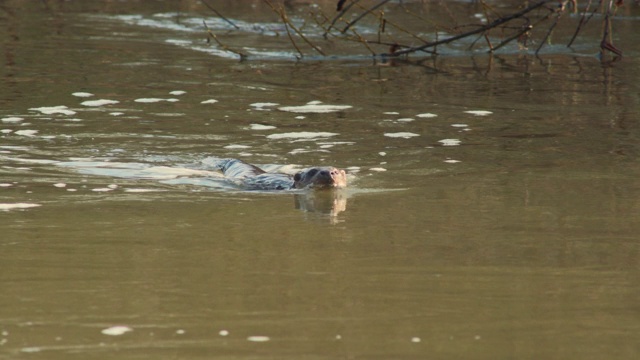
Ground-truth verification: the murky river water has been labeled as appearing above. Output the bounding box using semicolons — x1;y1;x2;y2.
1;1;639;359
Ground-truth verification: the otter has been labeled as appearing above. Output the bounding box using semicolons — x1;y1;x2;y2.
215;159;347;191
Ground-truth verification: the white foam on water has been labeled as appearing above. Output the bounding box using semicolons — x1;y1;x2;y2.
138;166;221;178
0;203;41;211
0;145;29;151
397;118;414;122
0;183;13;187
411;337;421;343
14;130;38;137
134;98;177;103
464;110;492;116
101;326;132;336
29;106;76;115
1;129;12;134
224;144;251;149
201;99;219;104
166;39;192;46
317;141;355;146
439;138;461;146
250;102;279;107
416;113;438;118
81;99;119;107
379;152;386;156
124;188;167;193
289;148;330;155
151;112;183;117
384;132;419;138
247;336;270;342
370;167;387;172
110;112;125;116
249;124;276;130
72;92;94;97
4;156;58;164
1;116;24;123
383;111;400;115
53;183;66;188
451;124;468;127
219;330;229;336
92;188;114;192
444;159;461;163
267;132;338;140
117;15;200;33
169;90;186;95
294;116;306;119
278;103;352;113
186;42;251;59
64;161;222;180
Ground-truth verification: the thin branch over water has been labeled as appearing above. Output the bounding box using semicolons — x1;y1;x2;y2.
201;0;626;61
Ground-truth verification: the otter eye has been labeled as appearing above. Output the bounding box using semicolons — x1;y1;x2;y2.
294;173;302;181
307;169;318;177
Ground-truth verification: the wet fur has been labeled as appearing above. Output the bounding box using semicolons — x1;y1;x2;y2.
217;159;346;190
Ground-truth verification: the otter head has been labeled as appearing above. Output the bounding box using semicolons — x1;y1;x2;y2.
293;167;347;189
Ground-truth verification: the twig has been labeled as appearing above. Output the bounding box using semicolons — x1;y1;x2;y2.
282;14;304;58
324;0;361;37
600;0;622;57
263;0;326;56
383;0;555;57
203;21;247;60
567;0;601;47
535;3;566;55
350;28;377;56
257;1;303;58
341;0;392;34
383;16;430;45
490;24;532;52
201;0;239;30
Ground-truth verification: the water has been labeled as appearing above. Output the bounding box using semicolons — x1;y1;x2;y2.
2;1;640;359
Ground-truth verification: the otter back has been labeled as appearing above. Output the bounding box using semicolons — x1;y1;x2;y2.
215;158;347;191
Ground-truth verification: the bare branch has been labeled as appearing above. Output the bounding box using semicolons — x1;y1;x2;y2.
382;0;556;57
203;21;247;60
263;0;326;57
324;0;361;37
201;0;239;30
341;0;392;34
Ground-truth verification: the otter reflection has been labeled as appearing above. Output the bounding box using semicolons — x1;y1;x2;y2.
294;190;348;217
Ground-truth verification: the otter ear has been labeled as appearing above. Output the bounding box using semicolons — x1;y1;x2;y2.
294;172;302;181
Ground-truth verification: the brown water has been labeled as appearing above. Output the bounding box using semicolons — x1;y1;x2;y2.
1;1;640;359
